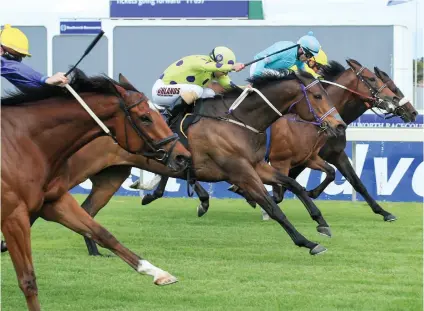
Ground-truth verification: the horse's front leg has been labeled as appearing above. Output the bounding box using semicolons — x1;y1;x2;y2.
255;161;332;237
226;159;326;255
326;150;396;221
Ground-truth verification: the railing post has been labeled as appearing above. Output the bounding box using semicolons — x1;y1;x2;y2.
351;141;357;202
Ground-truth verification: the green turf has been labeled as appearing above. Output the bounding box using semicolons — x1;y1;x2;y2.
1;196;422;311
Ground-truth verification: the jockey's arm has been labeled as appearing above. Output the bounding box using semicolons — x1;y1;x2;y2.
198;60;233;73
1;57;48;90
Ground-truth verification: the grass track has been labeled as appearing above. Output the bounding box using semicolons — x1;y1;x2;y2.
1;196;422;311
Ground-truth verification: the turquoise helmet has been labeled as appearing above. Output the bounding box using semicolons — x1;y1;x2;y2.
297;31;320;56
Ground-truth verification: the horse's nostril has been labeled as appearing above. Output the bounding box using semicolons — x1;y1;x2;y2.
175;155;189;166
412;111;418;117
337;124;347;131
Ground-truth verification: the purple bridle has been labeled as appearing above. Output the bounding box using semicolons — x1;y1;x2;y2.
287;80;337;129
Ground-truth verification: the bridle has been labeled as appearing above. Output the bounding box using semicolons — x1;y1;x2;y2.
113;93;179;166
320;65;400;119
286;79;336;131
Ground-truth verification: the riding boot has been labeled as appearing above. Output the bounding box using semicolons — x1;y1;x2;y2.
165;97;189;126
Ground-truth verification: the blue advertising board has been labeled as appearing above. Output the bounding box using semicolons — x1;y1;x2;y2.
60;21;102;35
109;0;249;18
70;141;423;202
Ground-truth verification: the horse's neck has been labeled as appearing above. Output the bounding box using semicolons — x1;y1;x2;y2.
220;84;296;132
329;73;369;125
29;94;119;174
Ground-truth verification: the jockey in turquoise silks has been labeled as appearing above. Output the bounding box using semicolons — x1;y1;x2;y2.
250;31;321;77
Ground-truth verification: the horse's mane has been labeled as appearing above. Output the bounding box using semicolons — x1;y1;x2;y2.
320;60;346;82
1;69;130;106
215;69;302;99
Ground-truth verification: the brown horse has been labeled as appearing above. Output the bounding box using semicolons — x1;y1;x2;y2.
1;70;191;310
139;59;411;219
268;62;418;220
8;70;347;258
230;60;417;221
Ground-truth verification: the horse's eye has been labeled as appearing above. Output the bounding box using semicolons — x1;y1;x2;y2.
139;115;152;125
313;94;322;100
369;77;376;82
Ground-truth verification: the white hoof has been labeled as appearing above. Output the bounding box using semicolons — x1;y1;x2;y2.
154;272;178;286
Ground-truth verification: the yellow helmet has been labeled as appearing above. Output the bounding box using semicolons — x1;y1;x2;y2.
0;24;31;56
313;49;328;66
210;46;236;65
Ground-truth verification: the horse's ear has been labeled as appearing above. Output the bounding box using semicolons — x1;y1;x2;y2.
118;73;139;92
374;66;382;78
345;59;354;68
113;84;128;98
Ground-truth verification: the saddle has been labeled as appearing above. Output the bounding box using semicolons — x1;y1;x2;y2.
159;100;203;149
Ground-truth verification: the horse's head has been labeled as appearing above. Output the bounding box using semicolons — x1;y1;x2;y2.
345;59;404;117
374;66;418;122
111;74;191;172
294;71;346;137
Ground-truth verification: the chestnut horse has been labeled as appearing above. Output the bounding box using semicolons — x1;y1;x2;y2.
1;71;191;310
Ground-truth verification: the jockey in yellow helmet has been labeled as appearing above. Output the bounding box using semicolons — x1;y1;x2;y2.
1;24;68;91
291;49;328;79
152;46;246;123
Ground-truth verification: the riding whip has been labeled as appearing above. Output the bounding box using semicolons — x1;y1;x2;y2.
243;44;299;67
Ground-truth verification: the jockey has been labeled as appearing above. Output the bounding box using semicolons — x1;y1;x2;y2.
1;24;68;91
250;31;321;77
291;49;328;78
152;46;245;123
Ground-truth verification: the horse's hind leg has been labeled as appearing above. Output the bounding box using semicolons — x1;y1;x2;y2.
305;156;335;199
141;176;168;205
40;192;177;286
255;161;332;237
2;205;41;311
81;166;132;256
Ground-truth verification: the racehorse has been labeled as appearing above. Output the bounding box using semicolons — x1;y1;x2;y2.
138;59;414;221
6;70;347;258
1;70;191;311
268;62;417;219
227;60;417;221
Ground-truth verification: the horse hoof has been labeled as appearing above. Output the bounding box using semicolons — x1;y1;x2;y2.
310;244;327;256
384;214;397;222
129;180;140;189
141;195;155;206
197;204;208;217
154;272;178;286
1;241;8;253
227;185;239;193
317;226;332;237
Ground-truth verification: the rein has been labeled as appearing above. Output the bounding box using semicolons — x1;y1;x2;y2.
221;79;335;133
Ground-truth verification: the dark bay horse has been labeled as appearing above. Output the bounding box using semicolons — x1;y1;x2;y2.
1;71;191;310
9;70;347;258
